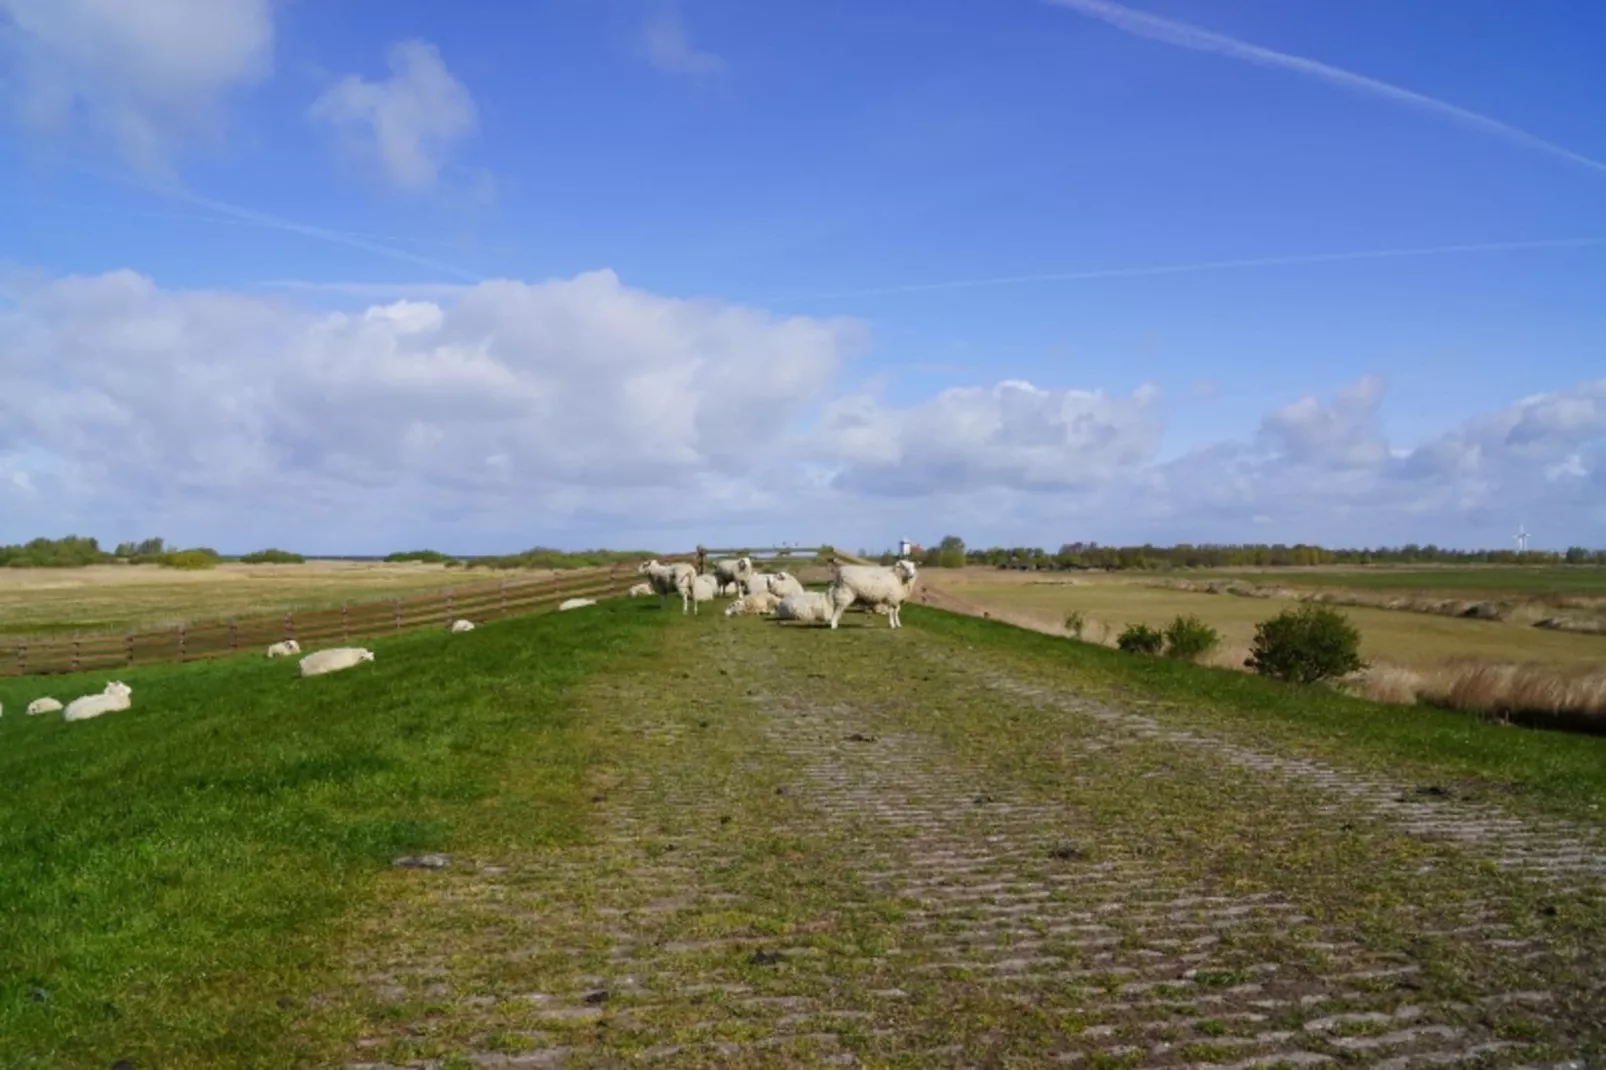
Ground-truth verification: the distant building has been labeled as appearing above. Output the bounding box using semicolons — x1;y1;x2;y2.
898;537;913;558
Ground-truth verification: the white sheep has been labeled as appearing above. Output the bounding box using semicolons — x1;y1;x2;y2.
448;619;475;632
267;639;302;657
688;574;723;614
766;571;805;600
724;590;781;617
27;697;62;716
299;647;375;677
827;559;919;629
558;597;596;611
637;559;695;613
627;582;653;598
711;555;753;596
775;590;836;624
63;681;133;723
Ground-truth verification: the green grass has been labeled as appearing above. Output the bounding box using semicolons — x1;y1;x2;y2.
0;601;665;1069
1207;566;1606;598
907;606;1606;820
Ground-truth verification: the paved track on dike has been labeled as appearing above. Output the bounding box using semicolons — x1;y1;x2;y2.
344;605;1606;1069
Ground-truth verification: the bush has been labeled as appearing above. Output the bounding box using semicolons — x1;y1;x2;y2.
239;548;305;564
1116;623;1164;655
386;549;454;564
0;535;113;568
1162;614;1220;662
1246;604;1366;684
159;548;222;570
1063;610;1086;639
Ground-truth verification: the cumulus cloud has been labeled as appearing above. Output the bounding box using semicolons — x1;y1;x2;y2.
2;269;1602;553
309;40;477;191
0;0;273;170
640;3;724;76
816;380;1163;496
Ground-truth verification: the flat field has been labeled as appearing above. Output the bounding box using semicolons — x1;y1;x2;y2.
6;599;1602;1067
0;560;530;636
932;567;1606;673
1198;564;1606;598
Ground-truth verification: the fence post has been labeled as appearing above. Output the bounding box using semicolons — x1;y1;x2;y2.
178;623;187;663
285;611;295;641
126;630;135;666
71;637;81;672
696;545;707;576
500;578;508;617
15;643;23;675
229;617;238;652
445;589;453;626
342;602;350;642
393;597;402;633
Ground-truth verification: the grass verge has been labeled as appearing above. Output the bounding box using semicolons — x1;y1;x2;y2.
906;605;1606;821
0;600;663;1069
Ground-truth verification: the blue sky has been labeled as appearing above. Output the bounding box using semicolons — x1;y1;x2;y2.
1;0;1603;554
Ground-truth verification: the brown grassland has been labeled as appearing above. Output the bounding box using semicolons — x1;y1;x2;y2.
925;566;1606;732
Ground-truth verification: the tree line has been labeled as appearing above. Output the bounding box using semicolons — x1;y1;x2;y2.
867;535;1606;570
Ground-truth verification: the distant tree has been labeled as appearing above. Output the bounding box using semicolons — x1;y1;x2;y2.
937;534;967;569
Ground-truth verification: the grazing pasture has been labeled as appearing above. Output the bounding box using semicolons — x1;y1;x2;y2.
1204;565;1606;598
5;584;1605;1067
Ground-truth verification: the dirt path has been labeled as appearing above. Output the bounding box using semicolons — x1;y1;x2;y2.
343;610;1606;1069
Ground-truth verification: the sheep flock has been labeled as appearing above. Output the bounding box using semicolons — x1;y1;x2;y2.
10;552;917;729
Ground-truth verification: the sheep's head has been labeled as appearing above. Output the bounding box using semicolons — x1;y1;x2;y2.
636;559;659;574
734;556;753;575
359;650;376;663
773;570;793;583
894;559;918;583
104;681;132;697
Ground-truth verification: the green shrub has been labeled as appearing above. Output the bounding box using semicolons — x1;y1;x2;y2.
0;535;113;568
1116;623;1164;655
159;549;222;570
1246;604;1365;684
1063;610;1086;639
1163;614;1220;662
239;548;305;564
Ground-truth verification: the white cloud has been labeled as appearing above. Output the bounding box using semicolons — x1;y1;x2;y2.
640;3;724;76
0;0;273;170
309;40;477;191
1;270;1602;553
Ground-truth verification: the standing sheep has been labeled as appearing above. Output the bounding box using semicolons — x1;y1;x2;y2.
63;681;133;723
827;559;919;629
267;639;302;657
299;647;375;677
688;574;722;614
637;559;696;613
711;556;753;596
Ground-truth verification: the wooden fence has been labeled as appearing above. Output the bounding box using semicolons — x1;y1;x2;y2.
2;554;699;679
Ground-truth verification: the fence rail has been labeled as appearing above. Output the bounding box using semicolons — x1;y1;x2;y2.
2;554;699;679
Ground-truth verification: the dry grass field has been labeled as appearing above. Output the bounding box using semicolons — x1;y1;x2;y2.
0;561;504;636
933;568;1606;672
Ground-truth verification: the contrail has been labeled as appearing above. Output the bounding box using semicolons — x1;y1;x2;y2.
1044;0;1606;179
89;166;487;282
778;237;1606;301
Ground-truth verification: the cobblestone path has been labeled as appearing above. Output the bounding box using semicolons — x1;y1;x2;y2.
345;611;1605;1069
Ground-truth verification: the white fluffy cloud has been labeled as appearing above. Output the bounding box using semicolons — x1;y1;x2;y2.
0;0;273;169
1;268;1602;554
309;40;476;191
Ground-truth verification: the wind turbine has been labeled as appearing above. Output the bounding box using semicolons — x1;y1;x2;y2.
1514;524;1530;554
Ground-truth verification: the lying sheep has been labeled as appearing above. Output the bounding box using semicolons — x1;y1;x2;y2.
267;639;302;657
27;697;62;716
448;619;475;632
558;597;596;611
827;559;919;629
627;582;653;598
775;590;835;624
724;590;781;617
711;555;753;596
637;559;695;613
64;681;133;723
688;574;722;614
299;647;375;677
766;570;805;600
